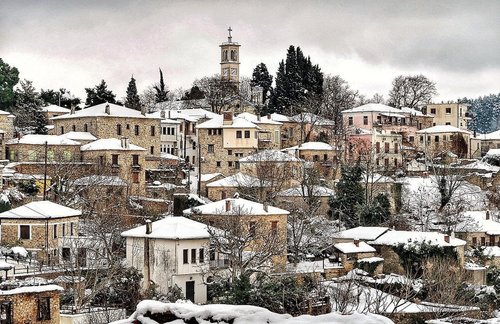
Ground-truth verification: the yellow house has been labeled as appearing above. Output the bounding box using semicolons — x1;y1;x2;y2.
423;102;471;130
416;125;471;158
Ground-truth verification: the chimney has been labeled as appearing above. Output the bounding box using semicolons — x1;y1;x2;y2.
160;110;166;119
145;219;152;234
444;235;450;243
121;137;129;149
267;114;271;120
70;104;75;115
263;202;268;212
225;199;231;212
105;103;110;115
354;238;360;247
141;105;146;116
486;210;490;220
223;111;233;125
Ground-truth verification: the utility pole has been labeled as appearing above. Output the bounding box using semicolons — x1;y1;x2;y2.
197;141;201;196
43;141;48;200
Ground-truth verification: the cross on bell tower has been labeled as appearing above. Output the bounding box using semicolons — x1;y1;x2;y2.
220;27;240;88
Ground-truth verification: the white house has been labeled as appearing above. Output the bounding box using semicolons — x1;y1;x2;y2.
121;216;211;304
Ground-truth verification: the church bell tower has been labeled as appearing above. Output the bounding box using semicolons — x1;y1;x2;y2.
220;27;240;87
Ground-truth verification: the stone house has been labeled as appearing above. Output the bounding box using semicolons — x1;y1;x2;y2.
270;113;302;149
0;284;63;324
183;196;289;269
455;210;500;247
199;173;224;197
80;138;147;196
289;113;335;144
369;230;467;274
422;102;471;130
275;185;335;217
60;131;97;145
282;142;339;179
332;240;377;272
416;125;471;158
6;134;82;163
0;110;15;160
0;201;80;264
50;102;161;159
470;130;500;158
332;226;390;244
205;172;267;201
122;217;211;304
237;112;282;150
197;112;260;175
41;104;71;123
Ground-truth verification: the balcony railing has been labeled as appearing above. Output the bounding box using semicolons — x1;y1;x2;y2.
210;259;230;269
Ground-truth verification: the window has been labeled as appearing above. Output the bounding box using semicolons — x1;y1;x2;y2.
117;124;122;135
394;158;398;167
313;155;319;162
481;237;486;245
60;126;64;134
191;249;197;263
228;150;232;155
228;161;233;167
199;248;204;263
132;154;139;166
348;116;353;126
70;223;74;236
244;130;250;138
112;154;119;166
271;221;278;236
249;222;256;237
323;154;328;161
235;161;240;169
384;142;389;153
19;225;30;240
435;135;439;142
419;136;423;142
72;125;76;131
132;172;139;183
409;136;414;142
394;144;399;154
445;122;451;125
99;155;105;165
62;248;71;261
163;127;167;135
376;142;380;154
150;126;155;136
183;249;189;264
363;116;368;125
216;161;221;167
134;125;139;136
62;223;66;236
445;107;452;114
84;124;88;132
208;144;214;153
384;158;389;168
472;237;477;246
192;142;196;150
0;301;12;323
236;130;242;138
37;297;51;320
172;127;176;135
150;146;154;154
53;224;58;239
430;108;436;114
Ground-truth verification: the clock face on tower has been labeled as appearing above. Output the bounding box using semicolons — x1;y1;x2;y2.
230;68;237;76
222;68;229;77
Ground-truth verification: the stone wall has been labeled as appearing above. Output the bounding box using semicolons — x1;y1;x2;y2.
7;143;81;162
0;289;61;324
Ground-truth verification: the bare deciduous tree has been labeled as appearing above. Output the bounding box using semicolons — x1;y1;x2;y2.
388;74;437;109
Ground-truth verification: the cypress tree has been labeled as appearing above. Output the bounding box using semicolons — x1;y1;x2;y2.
154;68;169;103
125;76;141;110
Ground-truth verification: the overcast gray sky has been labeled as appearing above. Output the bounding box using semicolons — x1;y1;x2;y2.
1;0;499;102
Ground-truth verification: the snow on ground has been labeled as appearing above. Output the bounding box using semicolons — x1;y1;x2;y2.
111;300;394;324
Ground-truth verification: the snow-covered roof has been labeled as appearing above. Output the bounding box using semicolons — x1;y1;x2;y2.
290;113;335;126
237;112;283;125
333;226;390;241
183;197;289;216
270;113;291;122
482;246;500;258
111;300;394;324
343;103;403;114
0;284;63;296
121;216;210;240
400;107;432;117
416;125;470;134
370;230;466;247
362;173;395;183
206;172;264;188
73;175;127;187
160;152;183;160
475;130;500;140
51;102;159;120
334;241;376;254
81;138;146;151
283;142;334;152
0;201;81;219
200;173;223;182
41;104;71;114
7;134;81;146
455;210;500;235
147;110;197;122
485;149;500;158
61;131;97;141
0;109;14;116
239;150;304;163
277;185;335;197
196;115;259;129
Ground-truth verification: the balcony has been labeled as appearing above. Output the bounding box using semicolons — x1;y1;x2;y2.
210;259;230;269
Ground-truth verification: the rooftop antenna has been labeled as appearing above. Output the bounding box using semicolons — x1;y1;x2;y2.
228;26;232;43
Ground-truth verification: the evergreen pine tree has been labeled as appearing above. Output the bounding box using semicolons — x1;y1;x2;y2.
85;80;117;106
250;63;273;106
329;164;365;229
0;58;20;111
125;76;141;111
154;68;169;103
12;79;47;134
